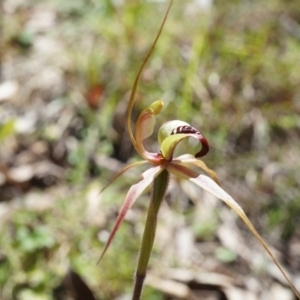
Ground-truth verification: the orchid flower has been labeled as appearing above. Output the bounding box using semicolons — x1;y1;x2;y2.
99;1;300;299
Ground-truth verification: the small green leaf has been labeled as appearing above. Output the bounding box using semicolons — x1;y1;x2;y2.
0;119;15;141
215;247;237;263
16;226;55;252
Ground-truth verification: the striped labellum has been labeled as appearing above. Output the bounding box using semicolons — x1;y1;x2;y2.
171;125;198;135
158;120;209;160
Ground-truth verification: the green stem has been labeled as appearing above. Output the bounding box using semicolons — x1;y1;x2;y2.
132;169;169;300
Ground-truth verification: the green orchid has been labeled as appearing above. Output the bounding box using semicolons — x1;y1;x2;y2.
99;1;300;299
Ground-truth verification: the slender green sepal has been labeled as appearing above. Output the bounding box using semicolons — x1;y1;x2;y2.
127;0;173;150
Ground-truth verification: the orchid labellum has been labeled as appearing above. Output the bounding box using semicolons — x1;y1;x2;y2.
99;1;300;299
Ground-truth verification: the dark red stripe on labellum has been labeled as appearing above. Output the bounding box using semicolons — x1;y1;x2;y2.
195;135;209;158
171;125;209;158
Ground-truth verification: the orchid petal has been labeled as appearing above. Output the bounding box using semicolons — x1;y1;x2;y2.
166;161;199;179
172;154;219;184
166;163;300;297
134;101;164;164
189;174;300;298
99;160;149;194
136;101;163;142
158;120;209;160
97;165;163;264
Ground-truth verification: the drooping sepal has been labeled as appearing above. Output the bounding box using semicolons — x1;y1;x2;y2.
158;120;209;161
97;165;163;264
189;174;300;299
172;154;219;183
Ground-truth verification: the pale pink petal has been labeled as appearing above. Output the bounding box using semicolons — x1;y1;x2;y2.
172;155;219;183
167;163;300;298
97;165;163;264
166;162;199;179
134;101;164;164
189;174;299;297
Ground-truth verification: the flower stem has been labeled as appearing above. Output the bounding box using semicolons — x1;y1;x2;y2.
132;169;169;300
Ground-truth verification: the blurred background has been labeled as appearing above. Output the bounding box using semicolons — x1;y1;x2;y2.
0;0;300;299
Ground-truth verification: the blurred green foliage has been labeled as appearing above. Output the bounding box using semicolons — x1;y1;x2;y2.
1;0;300;299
